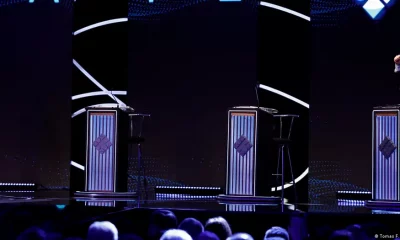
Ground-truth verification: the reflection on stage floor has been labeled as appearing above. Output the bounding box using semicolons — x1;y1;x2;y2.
0;191;399;215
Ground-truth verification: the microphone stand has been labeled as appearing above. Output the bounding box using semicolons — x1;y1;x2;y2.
255;82;260;110
129;113;150;200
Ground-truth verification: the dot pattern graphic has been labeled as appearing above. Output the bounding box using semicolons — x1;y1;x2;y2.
311;0;358;27
0;0;73;10
128;0;258;21
0;0;363;27
128;157;184;192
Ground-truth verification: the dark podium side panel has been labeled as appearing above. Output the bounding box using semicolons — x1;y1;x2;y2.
70;108;128;194
226;108;277;197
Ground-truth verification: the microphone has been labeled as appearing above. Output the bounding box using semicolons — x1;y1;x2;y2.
109;90;134;111
255;82;260;109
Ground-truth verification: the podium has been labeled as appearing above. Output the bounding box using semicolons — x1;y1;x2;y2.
219;106;280;203
70;106;136;198
368;106;400;208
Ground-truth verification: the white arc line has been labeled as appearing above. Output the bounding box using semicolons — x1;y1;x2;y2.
73;18;128;36
72;91;127;100
259;1;310;191
73;59;126;107
259;84;309;191
71;103;119;118
259;84;309;109
71;161;85;171
272;168;309;191
259;1;311;21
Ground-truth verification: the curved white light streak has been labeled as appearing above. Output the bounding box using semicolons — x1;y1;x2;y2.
73;18;128;36
258;3;310;191
72;91;127;100
271;168;309;192
71;103;119;118
259;84;309;109
69;5;310;191
259;1;311;21
259;84;309;190
73;59;126;107
71;161;85;171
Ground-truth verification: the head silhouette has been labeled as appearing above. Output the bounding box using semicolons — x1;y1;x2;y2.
17;227;46;240
227;233;254;240
328;230;354;240
204;217;232;240
197;231;220;240
160;229;192;240
264;226;289;240
87;221;118;240
148;209;178;240
178;218;204;239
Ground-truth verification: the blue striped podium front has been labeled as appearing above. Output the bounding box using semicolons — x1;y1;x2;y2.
225;107;277;199
372;108;400;201
86;110;118;192
227;111;257;195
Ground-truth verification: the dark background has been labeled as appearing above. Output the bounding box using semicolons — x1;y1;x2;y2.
1;0;393;206
0;1;72;187
310;0;400;203
129;1;257;187
0;0;310;194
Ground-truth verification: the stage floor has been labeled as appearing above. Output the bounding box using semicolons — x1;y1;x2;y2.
0;191;396;215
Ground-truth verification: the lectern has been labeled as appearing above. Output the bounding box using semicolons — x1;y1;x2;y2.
368;105;400;208
220;106;279;202
70;106;134;198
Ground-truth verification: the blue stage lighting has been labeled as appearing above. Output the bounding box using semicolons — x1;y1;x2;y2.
56;205;66;210
29;0;60;3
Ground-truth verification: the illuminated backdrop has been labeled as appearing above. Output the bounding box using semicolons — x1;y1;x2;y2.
0;0;398;198
309;0;400;209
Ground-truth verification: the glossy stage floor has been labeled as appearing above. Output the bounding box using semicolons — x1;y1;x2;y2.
1;191;400;225
0;190;397;213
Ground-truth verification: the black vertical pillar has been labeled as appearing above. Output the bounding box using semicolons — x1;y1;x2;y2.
70;0;128;194
257;2;310;204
